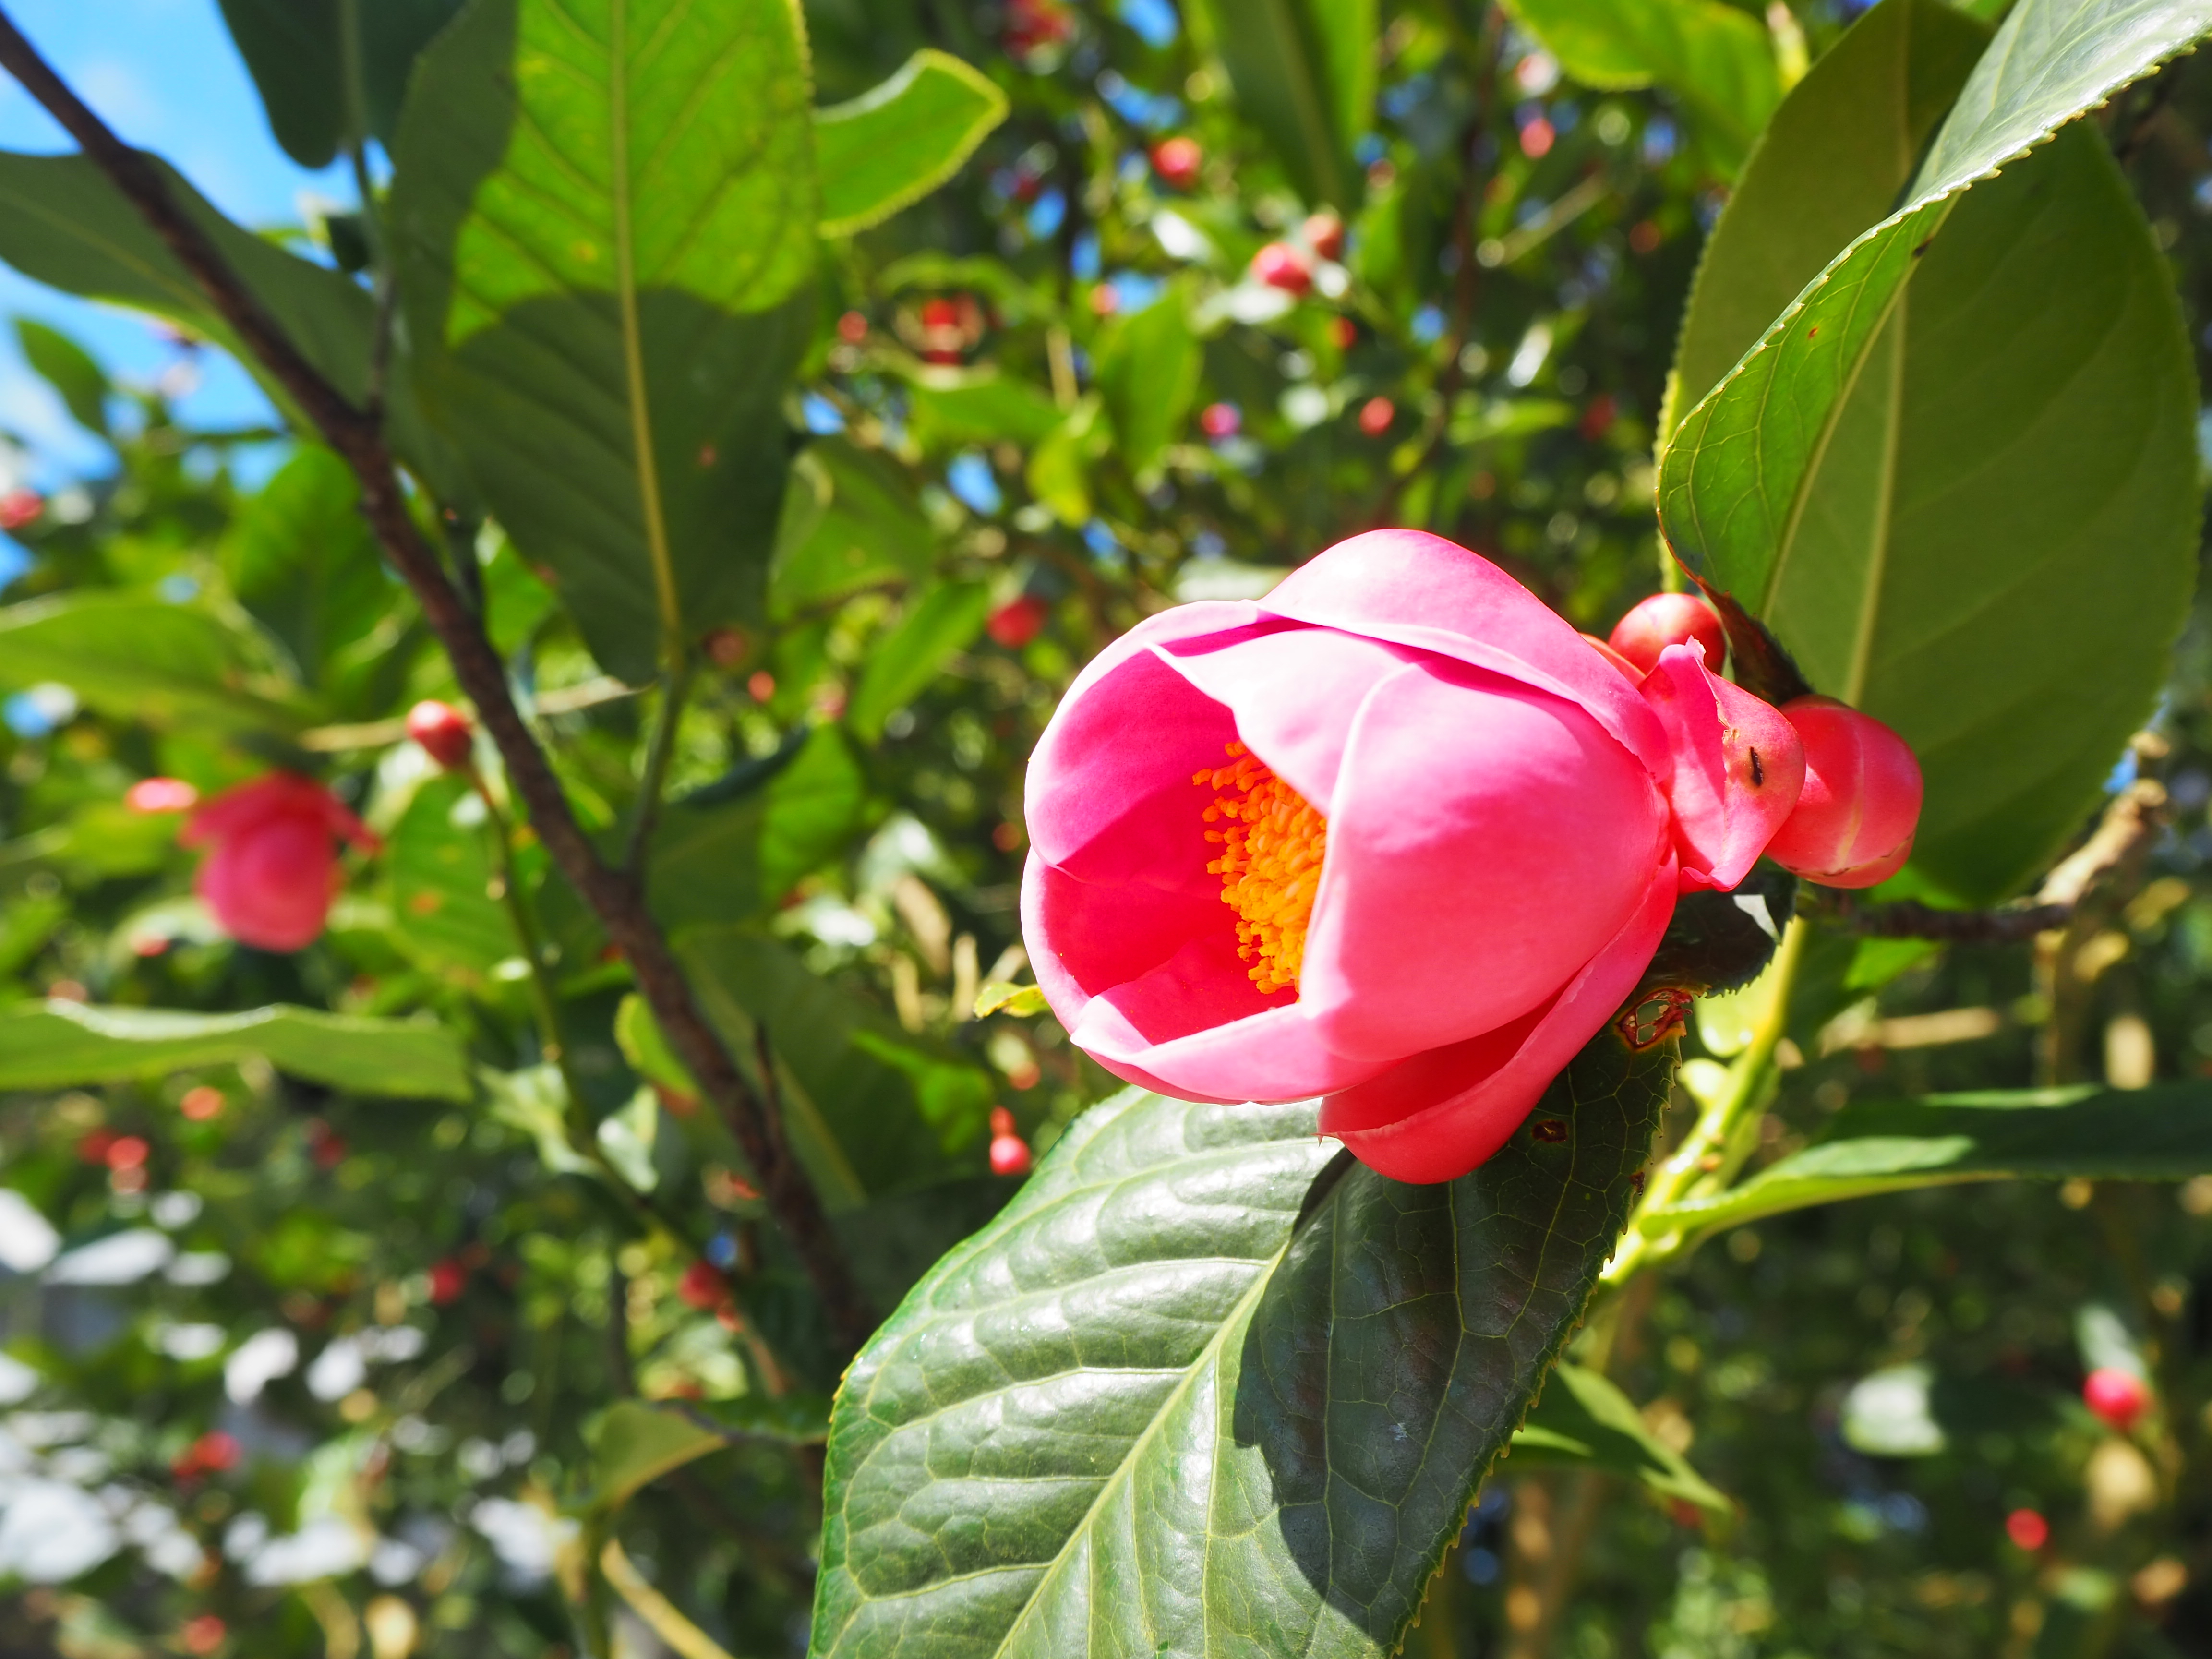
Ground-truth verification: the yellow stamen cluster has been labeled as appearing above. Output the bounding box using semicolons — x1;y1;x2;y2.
1195;741;1327;994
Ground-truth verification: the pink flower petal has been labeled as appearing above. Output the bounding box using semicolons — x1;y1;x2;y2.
196;816;338;952
1022;853;1225;1030
1637;644;1804;892
1320;858;1679;1182
1300;658;1669;1063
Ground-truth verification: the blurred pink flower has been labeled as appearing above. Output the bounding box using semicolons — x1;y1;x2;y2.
181;773;379;952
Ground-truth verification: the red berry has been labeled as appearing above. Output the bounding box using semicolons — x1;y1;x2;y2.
427;1260;467;1306
1251;242;1311;295
989;1132;1033;1177
179;1086;224;1122
0;488;43;531
678;1259;728;1310
1763;697;1923;889
1200;402;1241;440
105;1135;149;1172
405;700;474;770
1357;397;1395;437
2005;1508;2050;1551
1151;136;1202;189
986;595;1047;649
126;777;200;814
76;1129;117;1165
192;1431;240;1472
836;310;868;345
182;1614;226;1656
2084;1367;2151;1433
1303;212;1345;263
1607;592;1725;676
989;1105;1017;1137
1520;117;1555;158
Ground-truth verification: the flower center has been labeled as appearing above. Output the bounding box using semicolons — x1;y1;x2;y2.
1195;741;1327;994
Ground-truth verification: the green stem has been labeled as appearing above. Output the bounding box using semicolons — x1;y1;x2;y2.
625;658;695;876
1602;920;1807;1289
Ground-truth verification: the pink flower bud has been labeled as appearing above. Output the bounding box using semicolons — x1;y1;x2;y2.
1251;242;1311;295
0;488;43;531
678;1259;729;1310
1762;696;1922;889
1200;402;1241;440
989;1132;1033;1176
987;596;1048;649
180;773;379;952
1151;136;1202;188
2084;1367;2150;1433
2005;1508;2049;1551
406;700;475;770
1357;397;1395;436
126;777;199;814
1020;529;1807;1184
1607;593;1725;676
1303;212;1345;262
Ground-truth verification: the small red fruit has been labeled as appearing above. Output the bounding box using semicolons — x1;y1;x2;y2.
405;700;474;771
1607;592;1725;676
1200;402;1241;440
126;777;200;814
987;595;1047;649
1520;117;1555;158
2084;1367;2151;1433
1303;212;1345;263
990;1133;1034;1177
1329;316;1358;350
182;1614;226;1656
179;1086;225;1122
1763;697;1923;889
105;1135;149;1172
427;1259;467;1306
1357;397;1395;437
836;310;869;345
1151;136;1202;189
1251;242;1311;296
76;1129;117;1165
0;488;43;531
2005;1508;2050;1551
678;1259;728;1310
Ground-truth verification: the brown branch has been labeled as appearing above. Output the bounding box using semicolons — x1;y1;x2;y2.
0;10;876;1357
1827;897;2074;944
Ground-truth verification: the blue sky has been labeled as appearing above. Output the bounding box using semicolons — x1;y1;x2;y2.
0;1;351;481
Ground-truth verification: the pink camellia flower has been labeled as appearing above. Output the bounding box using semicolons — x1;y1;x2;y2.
180;773;379;952
1021;529;1806;1183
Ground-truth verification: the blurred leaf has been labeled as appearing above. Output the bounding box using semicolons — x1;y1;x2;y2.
809;1037;1666;1656
223;445;392;692
899;366;1064;450
615;993;698;1103
388;774;514;980
0;591;313;734
769;439;935;619
216;0;465;164
972;981;1046;1018
816;49;1009;236
649;726;867;930
683;928;997;1205
844;581;991;742
0;1000;470;1099
1023;397;1102;526
484;1063;592;1175
1188;0;1374;209
15;318;109;438
391;0;818;682
1647;1083;2212;1238
1510;1363;1731;1514
1668;114;2195;902
590;1400;724;1511
1500;0;1782;174
1096;288;1201;472
597;1088;660;1191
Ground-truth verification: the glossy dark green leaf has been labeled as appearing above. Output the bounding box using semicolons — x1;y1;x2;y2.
683;927;998;1209
15;318;110;438
1647;1083;2212;1239
0;1000;471;1099
770;439;936;619
1659;0;2206;902
223;445;392;694
817;50;1010;236
0;592;313;734
216;0;464;165
809;1036;1668;1657
845;582;991;742
1500;0;1780;175
388;774;514;981
1187;0;1374;209
391;0;817;682
1510;1363;1730;1515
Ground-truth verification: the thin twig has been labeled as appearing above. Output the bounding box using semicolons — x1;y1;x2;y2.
0;9;878;1357
1823;896;2074;943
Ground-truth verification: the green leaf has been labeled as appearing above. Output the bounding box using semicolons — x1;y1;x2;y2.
1510;1363;1731;1515
648;726;867;930
216;0;465;165
972;981;1047;1018
0;1000;470;1100
590;1399;727;1511
0;591;313;734
615;992;699;1103
816;49;1009;236
1187;0;1374;209
388;774;516;981
898;365;1064;451
682;928;999;1206
1500;0;1781;175
1646;1083;2212;1239
809;1036;1667;1657
223;445;393;693
1096;288;1201;473
391;0;818;682
15;318;110;437
1659;0;2207;902
770;439;936;619
845;581;991;742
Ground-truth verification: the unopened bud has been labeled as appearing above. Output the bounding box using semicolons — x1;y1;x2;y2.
1303;211;1345;263
2084;1367;2151;1433
1762;696;1922;888
989;1132;1033;1177
1607;592;1725;676
1251;242;1311;296
1151;136;1202;188
405;700;474;770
